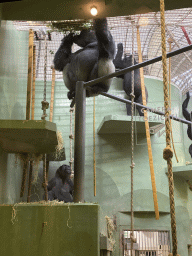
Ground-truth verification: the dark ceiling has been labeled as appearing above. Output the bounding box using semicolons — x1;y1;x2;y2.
1;0;192;21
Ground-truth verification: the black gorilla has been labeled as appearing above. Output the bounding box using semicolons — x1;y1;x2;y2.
53;18;115;99
47;164;74;202
113;43;148;116
182;91;192;157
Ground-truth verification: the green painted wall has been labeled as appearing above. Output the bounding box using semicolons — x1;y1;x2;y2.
0;21;191;255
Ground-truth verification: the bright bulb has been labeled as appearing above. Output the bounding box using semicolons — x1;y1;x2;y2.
90;7;98;16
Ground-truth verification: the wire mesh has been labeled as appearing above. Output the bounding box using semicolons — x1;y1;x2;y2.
13;7;192;94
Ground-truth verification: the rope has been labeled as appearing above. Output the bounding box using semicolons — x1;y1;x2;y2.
130;20;135;255
20;154;29;197
41;34;49;120
160;0;179;255
93;97;96;196
69;106;74;176
42;154;48;201
49;66;55;122
168;38;179;163
27;161;33;202
26;29;34;120
137;25;159;220
31;45;36;120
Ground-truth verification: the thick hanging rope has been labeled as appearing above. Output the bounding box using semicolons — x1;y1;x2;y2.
160;1;179;255
130;20;136;255
93;97;96;196
168;38;179;163
137;25;159;220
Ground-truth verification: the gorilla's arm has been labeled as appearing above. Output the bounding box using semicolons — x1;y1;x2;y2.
94;18;115;60
67;179;74;195
182;91;190;121
47;177;56;191
53;33;74;71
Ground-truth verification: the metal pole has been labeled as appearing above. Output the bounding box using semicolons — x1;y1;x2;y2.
74;81;86;203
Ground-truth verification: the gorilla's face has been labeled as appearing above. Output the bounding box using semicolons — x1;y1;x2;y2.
57;165;71;181
73;29;96;48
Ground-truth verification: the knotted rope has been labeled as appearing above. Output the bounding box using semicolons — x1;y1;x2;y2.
160;0;179;254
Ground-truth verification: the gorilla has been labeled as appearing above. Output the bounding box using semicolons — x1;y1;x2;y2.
53;18;115;99
113;43;148;116
182;91;192;157
47;164;74;202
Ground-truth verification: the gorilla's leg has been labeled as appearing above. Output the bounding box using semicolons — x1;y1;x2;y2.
126;102;132;116
189;144;192;158
54;33;74;71
113;43;125;72
135;94;145;116
182;92;190;121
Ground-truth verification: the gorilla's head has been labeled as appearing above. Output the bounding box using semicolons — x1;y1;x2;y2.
73;29;96;48
56;164;71;181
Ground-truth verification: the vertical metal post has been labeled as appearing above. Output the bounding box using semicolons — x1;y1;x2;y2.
74;81;86;203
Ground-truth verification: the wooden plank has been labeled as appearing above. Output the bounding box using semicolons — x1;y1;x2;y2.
137;26;159;220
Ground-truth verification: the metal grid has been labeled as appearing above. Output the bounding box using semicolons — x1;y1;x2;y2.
13;7;192;94
123;230;171;256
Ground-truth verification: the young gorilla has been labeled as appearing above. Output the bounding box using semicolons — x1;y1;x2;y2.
47;164;74;202
182;91;192;157
53;18;115;99
113;43;148;116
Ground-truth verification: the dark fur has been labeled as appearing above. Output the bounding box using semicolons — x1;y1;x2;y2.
113;43;148;116
182;91;192;157
54;18;115;99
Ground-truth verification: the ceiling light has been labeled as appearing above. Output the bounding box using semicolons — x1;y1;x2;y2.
90;7;98;16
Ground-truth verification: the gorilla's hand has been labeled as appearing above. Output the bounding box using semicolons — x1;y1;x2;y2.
67;90;75;100
117;43;123;51
61;33;75;46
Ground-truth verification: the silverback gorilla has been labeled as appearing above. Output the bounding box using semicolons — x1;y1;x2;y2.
47;165;74;202
53;18;115;99
182;91;192;157
113;43;148;116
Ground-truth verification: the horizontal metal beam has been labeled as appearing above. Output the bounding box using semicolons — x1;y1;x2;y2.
84;44;192;88
98;90;192;125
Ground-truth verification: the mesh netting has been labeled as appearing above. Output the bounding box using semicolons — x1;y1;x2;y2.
13;7;192;94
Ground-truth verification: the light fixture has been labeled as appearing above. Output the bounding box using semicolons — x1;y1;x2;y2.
90;6;98;16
